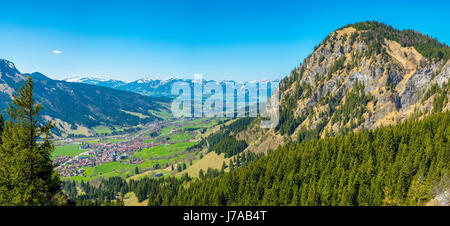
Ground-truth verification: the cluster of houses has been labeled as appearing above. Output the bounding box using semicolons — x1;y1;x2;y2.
53;155;72;166
56;160;92;177
55;155;95;177
91;140;153;164
54;139;154;177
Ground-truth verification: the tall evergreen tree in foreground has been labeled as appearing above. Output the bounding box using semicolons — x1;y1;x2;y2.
0;77;62;206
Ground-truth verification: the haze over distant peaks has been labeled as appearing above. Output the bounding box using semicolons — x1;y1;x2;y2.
64;76;280;97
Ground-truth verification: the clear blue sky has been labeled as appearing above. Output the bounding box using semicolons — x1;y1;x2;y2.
0;0;449;81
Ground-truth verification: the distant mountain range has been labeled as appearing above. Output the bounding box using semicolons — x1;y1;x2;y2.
0;59;279;137
64;76;280;99
0;59;170;137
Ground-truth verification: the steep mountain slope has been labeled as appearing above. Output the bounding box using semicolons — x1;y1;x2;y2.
242;22;450;153
165;112;450;206
0;60;169;136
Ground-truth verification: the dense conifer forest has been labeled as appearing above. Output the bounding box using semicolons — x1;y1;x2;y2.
166;111;449;206
64;111;449;206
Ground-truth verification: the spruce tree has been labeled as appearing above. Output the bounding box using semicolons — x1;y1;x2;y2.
0;77;62;206
0;114;3;145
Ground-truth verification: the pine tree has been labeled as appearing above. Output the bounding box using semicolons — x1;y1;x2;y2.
0;114;3;145
229;159;235;171
381;186;398;206
0;77;62;206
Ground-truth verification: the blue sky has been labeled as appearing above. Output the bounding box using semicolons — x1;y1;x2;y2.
0;0;449;81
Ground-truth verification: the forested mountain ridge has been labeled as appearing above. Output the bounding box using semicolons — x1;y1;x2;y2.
0;59;170;137
242;21;450;154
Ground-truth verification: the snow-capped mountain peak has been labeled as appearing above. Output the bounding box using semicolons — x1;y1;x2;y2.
64;76;125;88
63;76;280;98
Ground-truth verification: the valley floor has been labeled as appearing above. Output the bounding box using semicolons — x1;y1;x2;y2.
53;117;229;183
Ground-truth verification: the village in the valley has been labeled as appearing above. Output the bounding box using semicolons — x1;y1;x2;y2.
51;118;217;179
52;121;164;178
53;139;154;177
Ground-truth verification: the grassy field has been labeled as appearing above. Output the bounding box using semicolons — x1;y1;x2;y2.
148;109;173;120
86;139;100;144
183;151;231;178
173;120;191;125
68;153;186;182
101;138;126;143
168;133;192;142
133;142;196;159
160;125;175;136
123;192;148;206
69;161;134;182
69;170;123;182
126;169;168;182
143;137;156;144
121;110;150;119
78;154;94;158
179;119;218;130
199;118;236;138
52;144;85;158
93;126;113;134
86;161;135;176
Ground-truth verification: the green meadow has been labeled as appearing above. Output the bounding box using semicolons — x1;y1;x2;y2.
133;142;196;159
168;133;192;142
93;126;113;134
101;138;126;143
160;125;175;136
52;144;85;158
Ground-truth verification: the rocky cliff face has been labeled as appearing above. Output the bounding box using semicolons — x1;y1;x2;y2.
243;22;450;153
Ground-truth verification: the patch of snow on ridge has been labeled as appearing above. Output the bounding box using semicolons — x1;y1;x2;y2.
65;77;115;83
65;77;85;83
